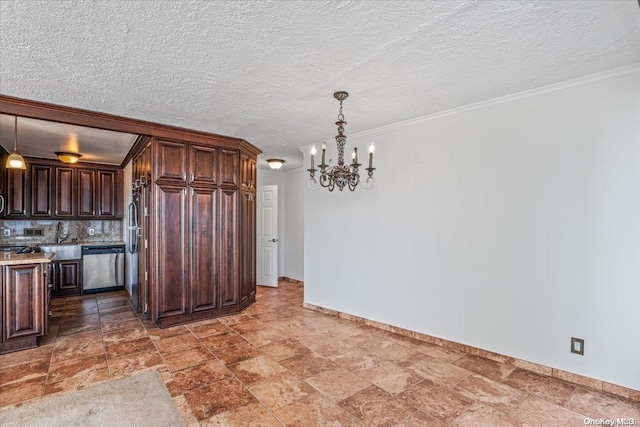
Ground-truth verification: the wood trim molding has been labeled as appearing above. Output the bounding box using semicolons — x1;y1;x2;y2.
0;94;261;157
302;302;640;403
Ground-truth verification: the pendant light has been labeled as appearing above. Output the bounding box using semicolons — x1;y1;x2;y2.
5;116;26;169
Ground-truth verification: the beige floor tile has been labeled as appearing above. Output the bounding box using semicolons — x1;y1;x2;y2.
511;396;587;426
564;387;640;420
305;367;371;402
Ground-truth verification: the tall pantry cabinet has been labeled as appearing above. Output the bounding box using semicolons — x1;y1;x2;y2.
131;136;259;327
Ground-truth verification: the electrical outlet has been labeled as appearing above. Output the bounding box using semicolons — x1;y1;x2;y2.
88;228;95;236
571;337;584;355
3;229;10;237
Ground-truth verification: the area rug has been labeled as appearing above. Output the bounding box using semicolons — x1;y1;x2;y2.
0;370;185;427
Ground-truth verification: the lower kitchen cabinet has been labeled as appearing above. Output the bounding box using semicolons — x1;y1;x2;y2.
1;262;48;353
51;260;82;297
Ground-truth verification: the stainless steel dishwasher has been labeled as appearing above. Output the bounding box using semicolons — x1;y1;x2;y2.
82;245;125;292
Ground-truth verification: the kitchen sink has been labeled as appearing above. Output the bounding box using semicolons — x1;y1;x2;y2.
39;244;82;260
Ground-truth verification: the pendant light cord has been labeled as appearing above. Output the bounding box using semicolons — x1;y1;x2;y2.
13;116;18;152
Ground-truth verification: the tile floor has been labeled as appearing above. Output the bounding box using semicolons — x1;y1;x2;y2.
1;281;638;426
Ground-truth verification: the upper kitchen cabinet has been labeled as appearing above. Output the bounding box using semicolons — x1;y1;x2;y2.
0;158;123;220
154;138;232;188
96;169;123;218
154;139;187;183
219;149;239;188
30;164;53;217
190;144;217;186
77;168;96;217
55;167;75;217
4;167;28;219
240;153;257;192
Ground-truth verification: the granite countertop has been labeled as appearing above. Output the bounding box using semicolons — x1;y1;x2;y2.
0;252;54;266
79;241;125;247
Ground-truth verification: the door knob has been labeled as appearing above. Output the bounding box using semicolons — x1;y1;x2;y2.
271;238;277;242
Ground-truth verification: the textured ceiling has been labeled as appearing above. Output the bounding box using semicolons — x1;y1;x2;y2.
1;0;639;170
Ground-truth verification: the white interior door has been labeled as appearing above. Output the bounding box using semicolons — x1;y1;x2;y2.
257;185;278;287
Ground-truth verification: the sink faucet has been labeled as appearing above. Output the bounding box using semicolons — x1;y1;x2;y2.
56;221;69;244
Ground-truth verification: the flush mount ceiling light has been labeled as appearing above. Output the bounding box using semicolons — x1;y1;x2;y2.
55;152;82;164
5;116;26;169
267;159;285;170
307;91;375;191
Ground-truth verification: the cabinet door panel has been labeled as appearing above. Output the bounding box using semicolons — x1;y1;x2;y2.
219;149;238;188
58;261;81;291
240;154;257;192
30;165;53;217
190;187;218;312
97;170;117;218
155;185;188;319
3;264;44;340
55;167;75;217
219;188;238;307
240;192;256;302
78;169;96;217
155;139;187;183
190;145;217;185
5;168;28;218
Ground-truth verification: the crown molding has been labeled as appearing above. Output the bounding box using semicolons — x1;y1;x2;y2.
351;64;640;140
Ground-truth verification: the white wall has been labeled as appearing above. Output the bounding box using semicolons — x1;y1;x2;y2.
283;168;305;281
304;68;640;390
258;168;305;282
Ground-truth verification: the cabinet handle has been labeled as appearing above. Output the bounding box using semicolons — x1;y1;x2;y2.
190;173;194;182
0;195;4;214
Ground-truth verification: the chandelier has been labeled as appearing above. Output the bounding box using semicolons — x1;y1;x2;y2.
308;91;375;191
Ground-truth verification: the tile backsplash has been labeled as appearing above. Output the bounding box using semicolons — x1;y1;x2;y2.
0;219;124;245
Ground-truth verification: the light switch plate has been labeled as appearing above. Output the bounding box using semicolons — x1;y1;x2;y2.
3;229;10;237
571;337;584;355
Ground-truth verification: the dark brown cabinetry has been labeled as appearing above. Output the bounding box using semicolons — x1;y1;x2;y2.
50;260;82;297
4;168;28;218
133;137;259;327
155;183;188;319
240;191;257;305
189;186;218;313
240;154;257;191
77;168;96;217
219;187;238;307
97;170;122;218
0;262;48;353
1;159;123;219
55;167;75;217
30;165;53;217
